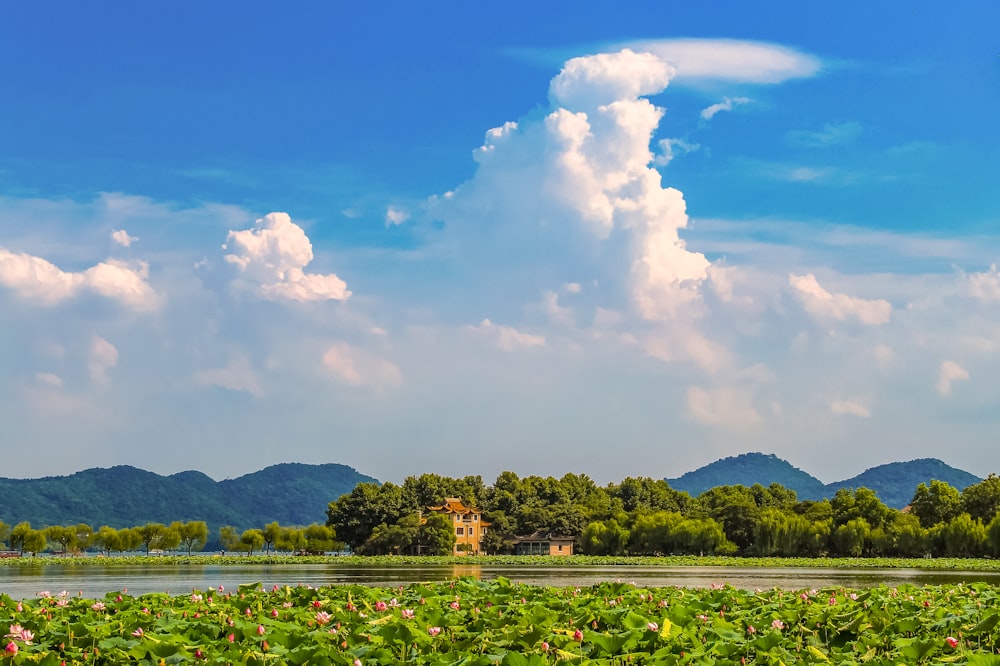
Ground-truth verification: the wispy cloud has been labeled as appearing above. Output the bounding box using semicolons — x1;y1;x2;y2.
701;96;751;121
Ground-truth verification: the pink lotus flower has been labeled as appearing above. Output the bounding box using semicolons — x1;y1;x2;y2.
450;601;460;610
573;629;583;642
191;594;202;603
647;622;658;632
91;602;105;611
353;660;362;666
271;609;279;618
5;642;16;655
401;609;414;619
257;624;266;636
772;619;785;630
131;627;144;638
747;625;756;635
375;601;387;612
428;626;442;636
227;633;235;643
195;649;204;659
946;636;959;648
313;600;323;609
541;641;549;651
315;611;332;625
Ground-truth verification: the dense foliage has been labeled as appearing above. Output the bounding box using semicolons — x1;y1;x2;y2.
2;578;1000;663
0;463;376;539
666;453;981;508
327;472;1000;560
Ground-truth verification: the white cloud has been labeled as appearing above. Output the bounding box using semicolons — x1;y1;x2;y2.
194;355;264;397
687;385;762;428
619;39;822;84
968;264;1000;301
830;399;871;418
465;319;546;352
788;122;862;148
88;336;119;385
549;48;674;110
0;248;159;310
654;138;700;166
938;360;969;396
34;372;63;388
700;96;751;121
322;342;402;388
385;206;409;226
110;229;138;247
789;273;891;325
224;212;351;303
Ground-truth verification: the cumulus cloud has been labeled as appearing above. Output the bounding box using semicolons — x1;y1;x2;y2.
322;342;402;388
789;273;891;325
385;206;409;226
968;264;1000;301
687;385;762;428
194;355;264;397
830;399;871;418
0;248;158;310
88;336;119;385
619;39;822;84
700;96;751;121
110;229;138;247
938;360;969;396
35;372;63;388
465;319;546;351
224;212;351;303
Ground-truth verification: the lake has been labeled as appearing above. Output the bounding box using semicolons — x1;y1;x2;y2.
4;563;1000;599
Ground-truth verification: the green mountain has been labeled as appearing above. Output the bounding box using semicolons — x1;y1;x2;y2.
0;463;377;531
827;458;981;509
666;453;828;499
666;452;982;509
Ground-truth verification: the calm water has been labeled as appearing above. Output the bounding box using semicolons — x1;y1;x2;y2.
3;564;1000;599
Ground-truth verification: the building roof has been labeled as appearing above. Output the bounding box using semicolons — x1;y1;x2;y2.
512;530;576;544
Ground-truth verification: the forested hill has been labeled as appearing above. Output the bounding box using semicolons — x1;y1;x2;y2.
666;453;981;508
666;453;828;500
0;463;377;530
826;459;982;509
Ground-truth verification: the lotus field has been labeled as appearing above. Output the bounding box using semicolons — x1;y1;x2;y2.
3;577;1000;664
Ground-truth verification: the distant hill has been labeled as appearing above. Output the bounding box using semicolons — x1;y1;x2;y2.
667;452;982;509
666;453;828;500
827;458;982;509
0;463;378;532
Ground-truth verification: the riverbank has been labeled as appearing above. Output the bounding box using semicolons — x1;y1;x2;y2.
2;553;999;569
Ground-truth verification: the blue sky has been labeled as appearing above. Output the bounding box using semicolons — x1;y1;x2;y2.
2;3;999;484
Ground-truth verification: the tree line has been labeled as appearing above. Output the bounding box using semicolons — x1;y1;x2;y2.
326;472;1000;558
0;521;339;557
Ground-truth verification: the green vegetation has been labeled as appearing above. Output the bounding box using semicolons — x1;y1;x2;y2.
2;577;1000;663
666;453;981;508
0;463;376;538
327;472;1000;560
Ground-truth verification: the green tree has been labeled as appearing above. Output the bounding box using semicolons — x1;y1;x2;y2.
961;474;1000;524
326;482;407;550
136;523;175;554
119;527;143;553
0;521;8;549
75;524;94;551
304;523;337;554
262;522;282;554
910;480;962;528
93;526;121;556
887;513;930;557
219;526;240;553
939;513;986;557
277;527;307;553
240;529;265;555
417;513;456;555
22;529;46;556
172;521;209;555
831;517;870;556
9;522;32;555
830;488;893;530
44;525;77;554
580;519;630;555
697;486;761;553
986;513;1000;557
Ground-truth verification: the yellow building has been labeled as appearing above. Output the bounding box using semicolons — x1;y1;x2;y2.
427;497;491;556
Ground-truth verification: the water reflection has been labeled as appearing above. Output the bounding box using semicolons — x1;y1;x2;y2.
2;564;1000;599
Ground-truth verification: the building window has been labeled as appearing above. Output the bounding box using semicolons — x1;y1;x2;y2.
482;527;487;534
473;515;478;521
456;527;464;536
558;544;563;552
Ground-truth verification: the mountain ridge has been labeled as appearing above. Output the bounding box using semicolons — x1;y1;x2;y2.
666;452;981;508
0;463;378;531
